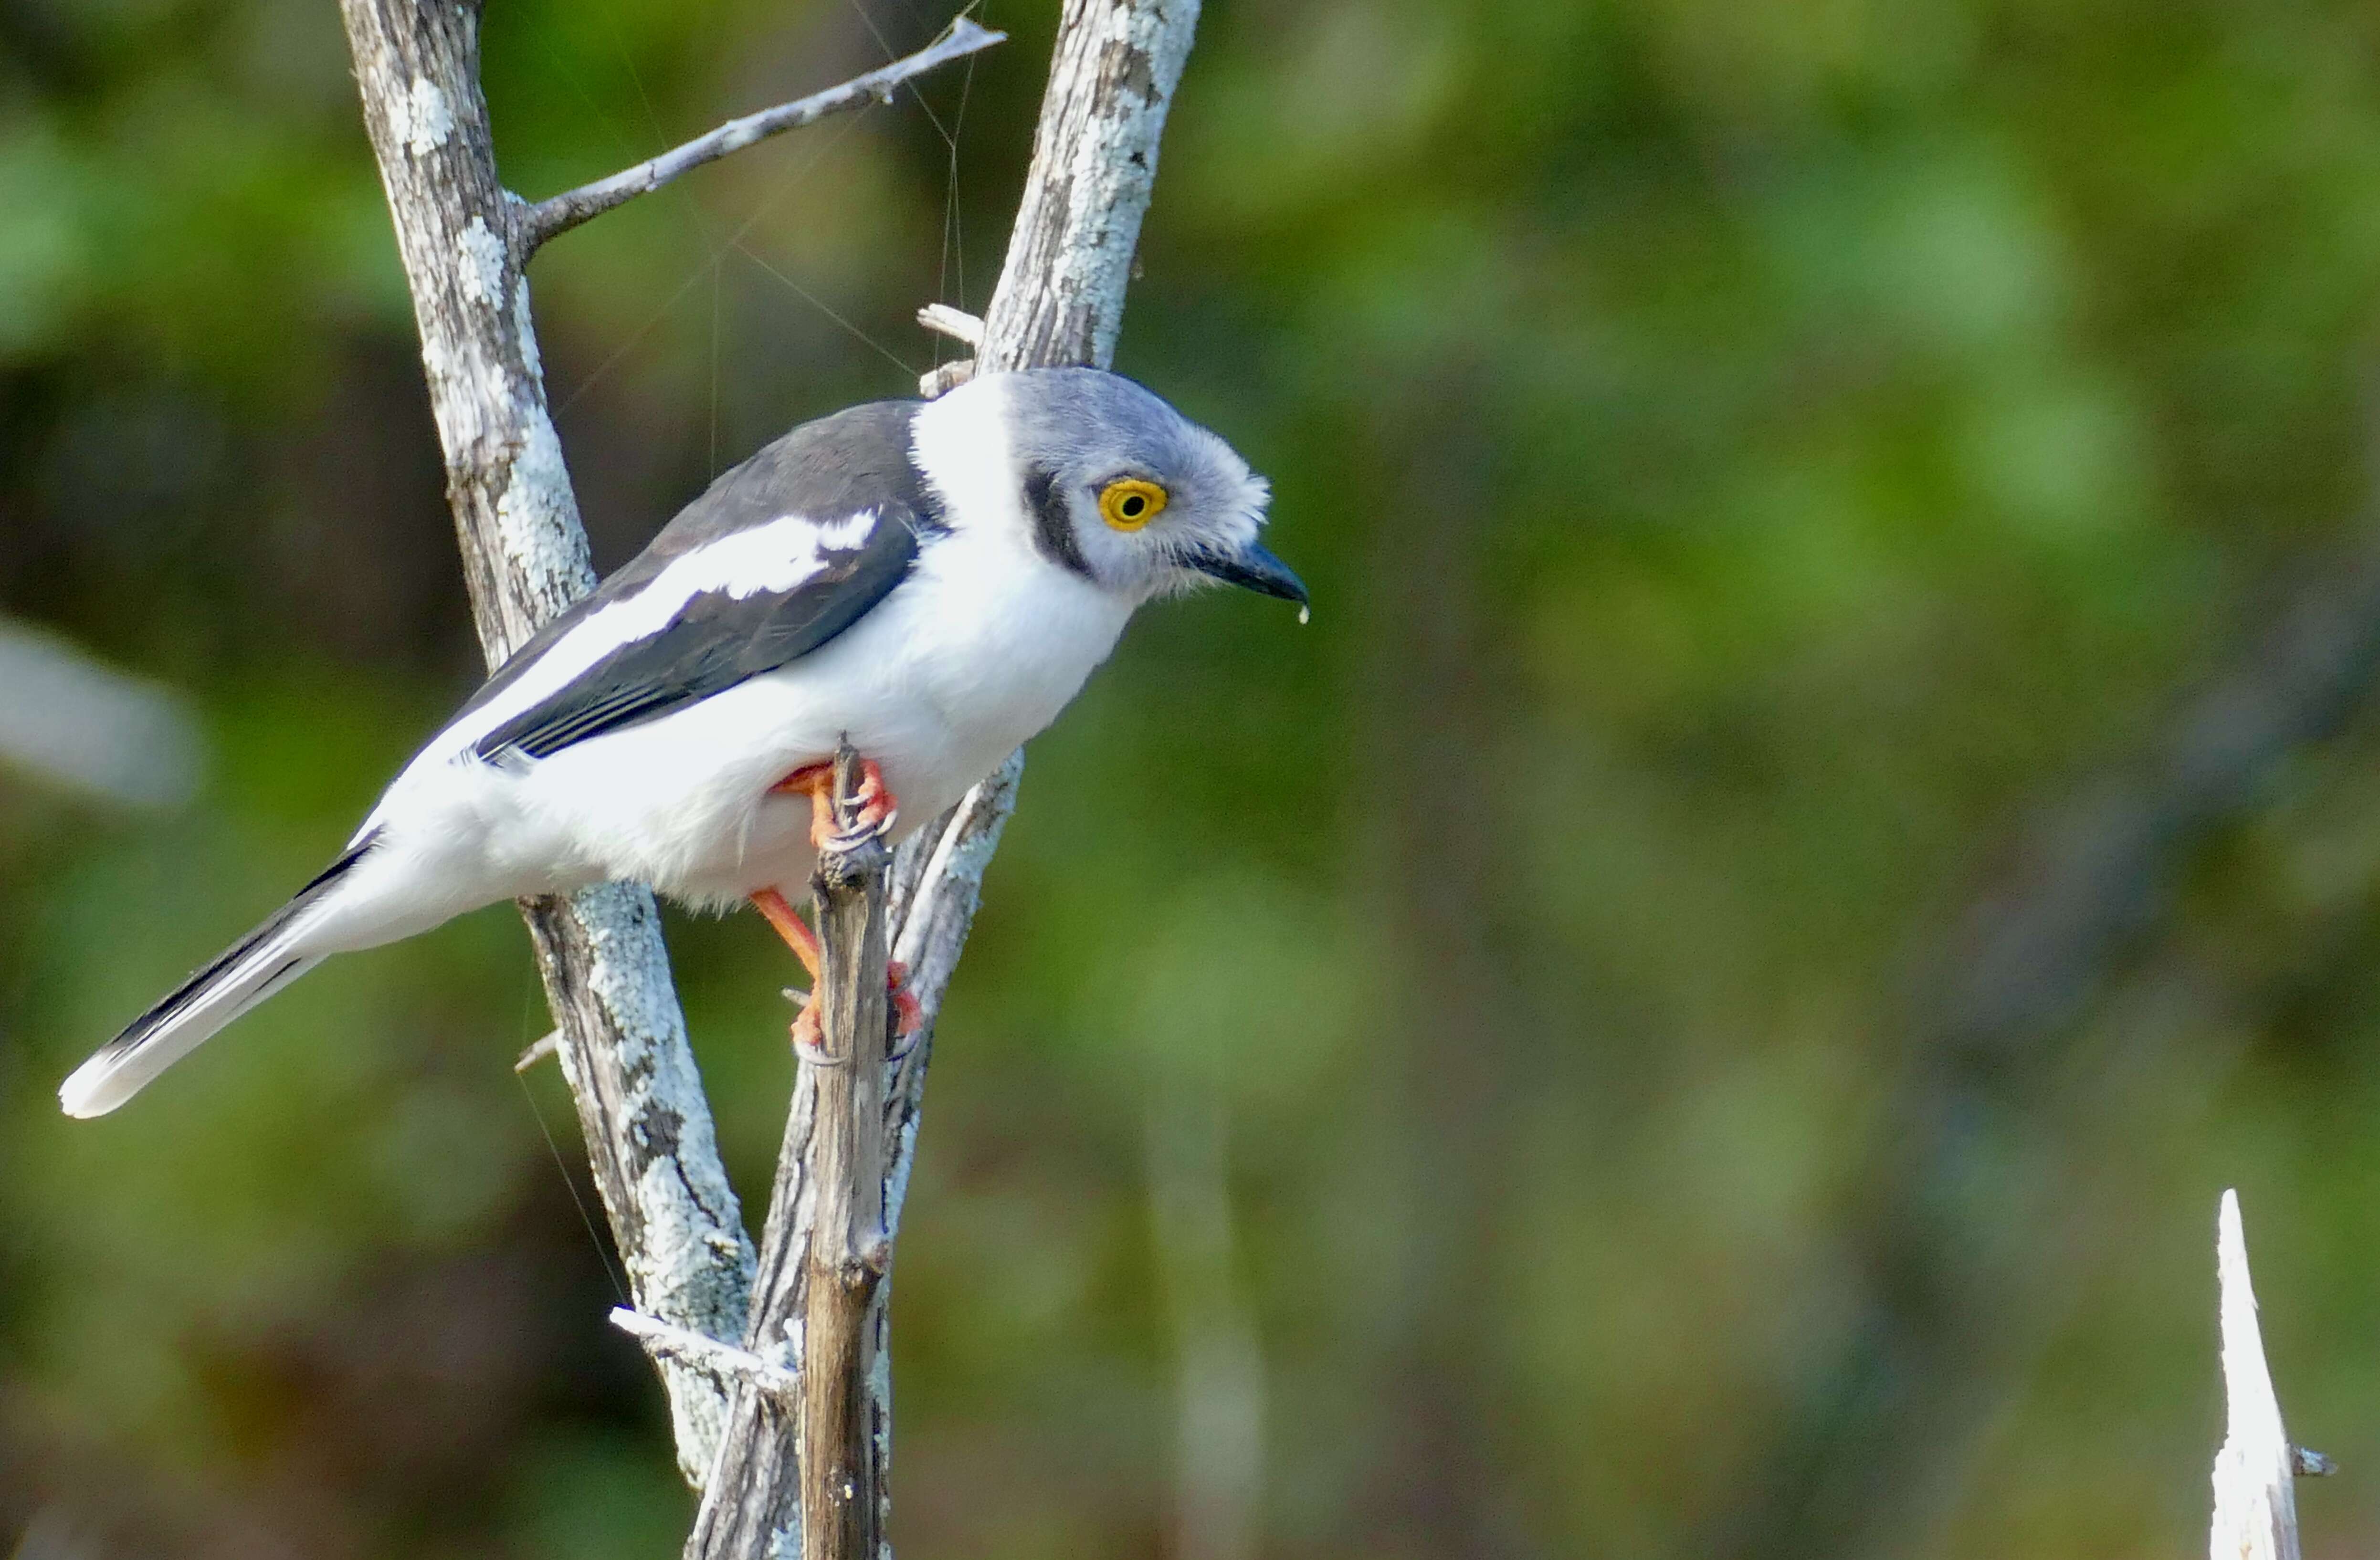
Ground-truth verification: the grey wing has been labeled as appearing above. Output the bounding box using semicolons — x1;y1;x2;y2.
471;503;921;762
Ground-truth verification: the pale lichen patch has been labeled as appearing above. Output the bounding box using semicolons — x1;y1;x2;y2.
396;78;454;158
494;414;592;616
457;217;506;311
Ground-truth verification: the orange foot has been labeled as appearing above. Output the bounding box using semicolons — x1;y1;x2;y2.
771;756;900;852
750;888;924;1062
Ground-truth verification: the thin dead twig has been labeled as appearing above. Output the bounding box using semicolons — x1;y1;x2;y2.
520;19;1003;252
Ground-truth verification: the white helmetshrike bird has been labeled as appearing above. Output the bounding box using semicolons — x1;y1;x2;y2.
60;367;1305;1118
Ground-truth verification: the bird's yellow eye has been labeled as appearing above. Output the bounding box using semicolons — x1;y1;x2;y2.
1098;478;1168;531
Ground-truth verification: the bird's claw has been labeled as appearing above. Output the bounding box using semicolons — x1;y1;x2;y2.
790;999;841;1067
830;762;899;851
888;959;923;1040
825;808;897;854
786;756;901;851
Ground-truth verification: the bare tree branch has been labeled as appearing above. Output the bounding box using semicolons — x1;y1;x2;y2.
889;0;1206;1038
338;0;763;1489
519;18;1004;253
345;0;1203;1537
973;0;1202;373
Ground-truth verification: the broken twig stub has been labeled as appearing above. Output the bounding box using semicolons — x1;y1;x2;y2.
799;743;896;1560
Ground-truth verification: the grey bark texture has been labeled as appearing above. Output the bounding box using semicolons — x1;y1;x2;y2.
974;0;1203;374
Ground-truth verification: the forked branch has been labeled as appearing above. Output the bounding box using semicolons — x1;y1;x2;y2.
344;0;1202;1545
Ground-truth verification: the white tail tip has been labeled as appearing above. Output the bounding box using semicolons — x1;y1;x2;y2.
58;1055;131;1119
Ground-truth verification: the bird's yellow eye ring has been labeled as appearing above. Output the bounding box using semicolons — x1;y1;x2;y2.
1098;477;1168;531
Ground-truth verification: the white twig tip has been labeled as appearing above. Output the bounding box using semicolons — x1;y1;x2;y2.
610;1308;800;1401
916;303;985;346
2211;1189;2304;1560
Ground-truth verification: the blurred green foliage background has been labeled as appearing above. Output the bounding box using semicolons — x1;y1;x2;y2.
7;0;2380;1555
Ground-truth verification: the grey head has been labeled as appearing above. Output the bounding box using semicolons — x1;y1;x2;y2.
987;367;1306;610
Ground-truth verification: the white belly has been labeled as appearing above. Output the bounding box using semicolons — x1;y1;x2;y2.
365;526;1130;917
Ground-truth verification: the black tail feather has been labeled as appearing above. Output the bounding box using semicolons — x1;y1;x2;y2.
58;832;379;1117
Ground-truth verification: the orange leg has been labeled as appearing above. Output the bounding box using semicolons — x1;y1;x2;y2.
748;889;924;1054
750;887;821;980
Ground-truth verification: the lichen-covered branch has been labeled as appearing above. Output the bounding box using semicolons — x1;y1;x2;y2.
886;0;1204;1016
882;0;1205;1489
337;0;753;1488
974;0;1202;374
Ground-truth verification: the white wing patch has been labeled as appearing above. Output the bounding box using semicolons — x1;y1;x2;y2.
384;510;877;787
677;512;876;600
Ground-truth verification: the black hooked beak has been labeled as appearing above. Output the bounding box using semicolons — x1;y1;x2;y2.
1187;541;1310;610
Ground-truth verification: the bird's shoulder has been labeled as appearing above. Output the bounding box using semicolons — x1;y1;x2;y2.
449;399;946;759
617;397;945;592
